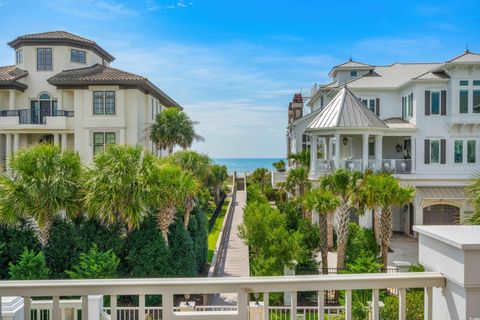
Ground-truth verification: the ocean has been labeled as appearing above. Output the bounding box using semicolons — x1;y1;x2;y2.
212;158;286;173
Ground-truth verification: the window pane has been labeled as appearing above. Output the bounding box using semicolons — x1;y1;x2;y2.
474;80;480;86
45;48;52;70
431;140;440;164
350;70;357;77
105;133;116;144
454;140;463;163
431;92;440;114
468;140;476;163
93;145;104;155
473;91;480;113
460;90;469;113
362;99;368;106
93;91;104;114
79;51;86;63
71;50;78;62
105;91;115;115
93;133;104;144
368;142;375;157
460;80;469;86
37;48;44;70
369;99;375;112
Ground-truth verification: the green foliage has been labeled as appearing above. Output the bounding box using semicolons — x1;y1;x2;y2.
272;160;286;171
168;219;197;276
466;172;480;224
408;263;425;272
166;150;212;182
346;253;382;274
66;244;119;279
250;168;269;192
346;223;379;266
246;184;269;204
8;249;49;280
188;208;208;273
124;216;172;277
288;150;311;168
277;201;302;231
0;222;40;279
285;167;311;196
380;290;424;320
205;164;228;203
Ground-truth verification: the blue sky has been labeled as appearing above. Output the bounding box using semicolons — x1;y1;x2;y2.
0;0;478;157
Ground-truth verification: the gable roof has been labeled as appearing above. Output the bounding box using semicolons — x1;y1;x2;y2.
329;59;374;77
8;31;115;62
48;64;181;109
0;65;28;91
447;50;480;63
307;87;388;130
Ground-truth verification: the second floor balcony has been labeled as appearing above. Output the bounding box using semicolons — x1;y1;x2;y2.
0;108;75;129
317;158;413;174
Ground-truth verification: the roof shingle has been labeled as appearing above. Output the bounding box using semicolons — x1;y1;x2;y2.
10;31;95;45
48;64;145;82
0;65;28;82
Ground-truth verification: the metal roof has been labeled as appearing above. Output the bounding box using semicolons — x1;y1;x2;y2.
307;87;388;130
416;187;466;200
328;60;374;76
447;51;480;63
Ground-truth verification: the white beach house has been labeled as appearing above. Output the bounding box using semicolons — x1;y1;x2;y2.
0;31;181;166
284;51;480;234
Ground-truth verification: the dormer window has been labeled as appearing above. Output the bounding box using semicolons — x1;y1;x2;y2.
350;70;357;77
37;48;52;71
15;49;23;64
71;49;86;64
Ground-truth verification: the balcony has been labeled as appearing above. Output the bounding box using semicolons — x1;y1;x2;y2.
316;159;412;175
0;109;74;129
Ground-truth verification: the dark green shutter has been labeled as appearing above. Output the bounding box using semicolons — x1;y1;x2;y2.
424;139;430;164
425;91;431;116
441;139;446;164
375;98;380;117
441;90;447;115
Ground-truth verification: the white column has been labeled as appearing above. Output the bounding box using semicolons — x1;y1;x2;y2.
54;134;60;146
162;293;174;320
237;290;248;320
410;136;415;173
81;296;89;320
52;296;60;320
13;133;19;153
290;291;297;320
23;297;31;320
310;134;318;177
61;133;68;151
322;137;327;160
110;295;117;320
362;133;369;170
334;133;341;169
399;288;407;320
345;289;352;320
317;290;325;319
138;294;145;320
263;292;269;320
424;287;432;320
375;135;383;170
8;90;15;110
371;289;379;320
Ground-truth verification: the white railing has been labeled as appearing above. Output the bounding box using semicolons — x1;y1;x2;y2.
0;273;445;320
315;159;412;175
341;159;363;171
317;160;335;173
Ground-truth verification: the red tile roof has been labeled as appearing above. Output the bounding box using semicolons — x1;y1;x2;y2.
0;65;28;82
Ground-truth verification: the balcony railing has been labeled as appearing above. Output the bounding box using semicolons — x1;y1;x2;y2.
0;109;74;125
0;273;445;320
316;159;412;174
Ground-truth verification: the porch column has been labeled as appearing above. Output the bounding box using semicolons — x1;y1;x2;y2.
53;134;60;146
57;89;63;109
13;133;19;153
334;133;341;169
61;133;68;151
8;90;16;110
410;136;415;173
310;134;318;177
375;135;383;170
362;133;369;171
5;134;12;161
322;137;327;160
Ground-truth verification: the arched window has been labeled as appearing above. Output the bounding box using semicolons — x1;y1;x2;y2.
39;93;51;100
30;92;58;124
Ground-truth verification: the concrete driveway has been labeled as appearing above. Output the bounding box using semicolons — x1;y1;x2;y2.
387;234;419;268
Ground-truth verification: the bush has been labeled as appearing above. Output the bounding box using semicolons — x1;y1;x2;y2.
380;290;424;320
8;249;49;280
75;217;124;259
0;222;40;279
66;244;119;279
345;223;378;266
124;216;172;277
168;219;197;277
188;208;208;273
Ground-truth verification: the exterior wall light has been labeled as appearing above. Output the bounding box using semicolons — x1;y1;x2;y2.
343;137;348;145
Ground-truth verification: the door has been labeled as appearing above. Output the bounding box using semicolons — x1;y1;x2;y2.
423;204;459;225
39;100;51;124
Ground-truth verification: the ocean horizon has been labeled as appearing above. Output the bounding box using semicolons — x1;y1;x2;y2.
212;158;286;173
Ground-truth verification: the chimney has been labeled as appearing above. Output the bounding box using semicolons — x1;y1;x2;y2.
288;93;304;123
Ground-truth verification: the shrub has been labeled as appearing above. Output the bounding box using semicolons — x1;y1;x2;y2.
188;208;208;273
345;223;378;266
124;216;172;277
8;249;49;280
0;222;40;279
66;244;119;279
380;290;424;320
168;219;197;277
75;217;124;259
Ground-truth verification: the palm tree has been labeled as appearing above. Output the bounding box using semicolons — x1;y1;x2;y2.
303;188;339;274
165;150;212;183
288;150;311;168
285;167;311;198
355;169;381;244
179;172;199;228
206;164;229;204
251;168;269;192
321;169;363;269
0;144;82;246
83;145;158;231
365;173;415;269
150;108;204;154
466;173;480;224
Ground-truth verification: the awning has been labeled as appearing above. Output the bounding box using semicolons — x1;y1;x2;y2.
416;187;467;208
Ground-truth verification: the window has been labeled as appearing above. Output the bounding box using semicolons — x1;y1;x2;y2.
93;91;115;115
460;80;469;86
474;91;480;113
468;140;476;163
350;70;357;77
402;94;413;119
473;80;480;86
15;49;23;64
361;98;376;113
93;132;116;155
460;90;469;113
302;134;311;152
368;141;375;157
431;91;440;115
454;140;463;163
430;140;440;164
37;48;52;70
71;49;86;63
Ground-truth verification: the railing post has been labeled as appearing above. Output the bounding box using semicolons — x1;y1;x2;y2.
0;296;2;320
237;290;248;320
371;289;379;320
290;291;297;320
162;293;173;320
345;290;352;320
110;295;117;320
23;297;31;320
138;295;145;320
52;296;60;320
424;287;432;320
81;296;88;320
317;290;325;320
398;288;406;320
263;292;269;320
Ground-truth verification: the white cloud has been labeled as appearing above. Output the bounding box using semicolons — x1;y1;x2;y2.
145;0;193;11
46;0;135;19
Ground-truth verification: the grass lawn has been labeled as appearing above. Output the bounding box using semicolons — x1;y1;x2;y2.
207;197;231;262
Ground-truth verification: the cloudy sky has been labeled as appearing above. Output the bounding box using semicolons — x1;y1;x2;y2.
0;0;478;157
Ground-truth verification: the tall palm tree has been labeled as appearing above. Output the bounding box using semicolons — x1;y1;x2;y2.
355;169;381;244
150;108;204;154
303;188;339;274
0;144;82;246
83;145;158;231
365;173;415;269
321;169;363;269
466;173;480;224
165;150;212;183
206;164;229;204
285;167;311;198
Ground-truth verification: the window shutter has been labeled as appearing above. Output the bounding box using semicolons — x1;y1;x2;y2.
441;90;447;115
441;139;446;164
424;139;430;164
402;97;405;118
425;91;431;116
375;98;380;116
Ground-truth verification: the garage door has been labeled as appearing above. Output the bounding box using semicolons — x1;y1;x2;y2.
423;204;459;225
